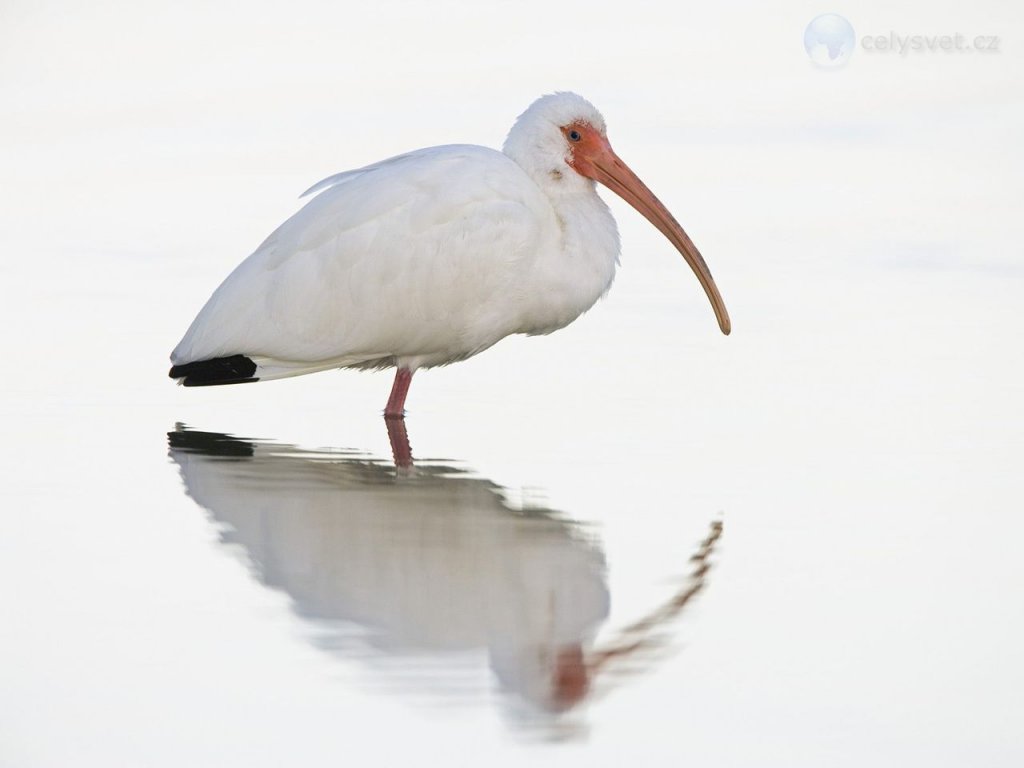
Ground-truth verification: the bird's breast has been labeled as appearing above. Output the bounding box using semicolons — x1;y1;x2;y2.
512;191;620;337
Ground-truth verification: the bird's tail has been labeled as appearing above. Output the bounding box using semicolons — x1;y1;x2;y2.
168;354;354;386
169;355;258;386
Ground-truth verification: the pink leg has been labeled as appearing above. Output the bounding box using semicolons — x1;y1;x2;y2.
384;367;414;419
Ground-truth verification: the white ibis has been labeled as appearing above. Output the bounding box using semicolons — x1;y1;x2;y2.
169;92;731;416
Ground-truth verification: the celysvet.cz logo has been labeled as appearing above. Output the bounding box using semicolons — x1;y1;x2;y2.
804;14;856;68
862;32;1000;55
804;14;1001;69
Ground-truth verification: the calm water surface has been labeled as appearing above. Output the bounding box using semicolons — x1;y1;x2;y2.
3;242;1020;766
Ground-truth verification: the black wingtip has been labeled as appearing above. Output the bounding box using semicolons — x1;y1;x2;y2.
169;354;259;387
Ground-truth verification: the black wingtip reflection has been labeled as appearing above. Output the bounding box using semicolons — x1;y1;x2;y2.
167;426;255;457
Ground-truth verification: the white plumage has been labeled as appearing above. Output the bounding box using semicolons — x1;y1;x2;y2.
169;92;729;414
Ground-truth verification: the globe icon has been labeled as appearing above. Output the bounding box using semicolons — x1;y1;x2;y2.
804;14;856;68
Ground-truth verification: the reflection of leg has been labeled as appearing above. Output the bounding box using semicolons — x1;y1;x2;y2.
384;367;414;419
385;414;414;469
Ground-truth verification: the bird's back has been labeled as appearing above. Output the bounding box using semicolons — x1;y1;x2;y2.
171;145;560;373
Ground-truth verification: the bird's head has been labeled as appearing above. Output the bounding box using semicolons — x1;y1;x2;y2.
504;92;731;336
503;91;608;193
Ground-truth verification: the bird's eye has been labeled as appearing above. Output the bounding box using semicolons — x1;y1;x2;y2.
568;129;582;142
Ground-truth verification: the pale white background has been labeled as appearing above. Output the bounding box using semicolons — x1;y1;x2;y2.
1;1;1022;766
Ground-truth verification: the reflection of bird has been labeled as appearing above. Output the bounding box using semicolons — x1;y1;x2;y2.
168;426;610;712
168;426;724;719
168;92;730;416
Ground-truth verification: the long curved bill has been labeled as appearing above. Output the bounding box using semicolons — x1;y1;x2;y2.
588;142;731;335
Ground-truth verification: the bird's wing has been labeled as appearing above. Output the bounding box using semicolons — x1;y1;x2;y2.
297;150;422;199
171;145;557;367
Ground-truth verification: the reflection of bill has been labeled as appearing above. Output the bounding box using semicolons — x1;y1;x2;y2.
168;426;722;717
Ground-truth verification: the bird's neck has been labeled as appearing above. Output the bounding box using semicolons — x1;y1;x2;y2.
517;185;620;336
